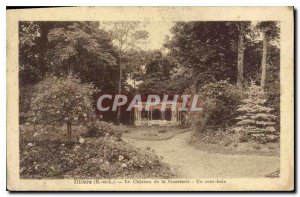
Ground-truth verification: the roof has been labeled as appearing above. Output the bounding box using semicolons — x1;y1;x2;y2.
133;101;183;110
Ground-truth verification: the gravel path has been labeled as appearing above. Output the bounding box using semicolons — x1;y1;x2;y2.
124;131;280;178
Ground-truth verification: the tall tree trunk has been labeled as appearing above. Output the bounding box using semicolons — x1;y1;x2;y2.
237;33;244;91
116;54;122;124
37;23;51;76
261;31;267;91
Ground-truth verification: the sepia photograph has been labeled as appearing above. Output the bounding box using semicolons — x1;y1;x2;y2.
6;6;294;191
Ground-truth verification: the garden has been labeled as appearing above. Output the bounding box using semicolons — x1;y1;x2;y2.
19;21;280;178
20;122;174;179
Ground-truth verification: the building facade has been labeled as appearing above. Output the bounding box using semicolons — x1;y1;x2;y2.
133;102;182;126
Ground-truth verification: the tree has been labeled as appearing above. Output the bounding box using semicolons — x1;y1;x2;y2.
260;29;268;90
256;22;280;91
19;21;74;85
236;23;248;90
234;81;277;143
167;22;251;91
46;22;119;92
19;21;122;123
137;50;175;95
101;22;148;124
121;49;150;91
19;22;42;85
28;75;97;143
20;21;119;93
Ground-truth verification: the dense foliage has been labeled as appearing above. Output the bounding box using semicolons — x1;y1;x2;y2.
20;126;173;179
27;75;97;130
165;21;280;116
85;121;122;140
19;21;119;95
19;85;36;124
137;50;176;95
18;20;281;179
20;21;280;125
166;22;250;89
189;80;242;132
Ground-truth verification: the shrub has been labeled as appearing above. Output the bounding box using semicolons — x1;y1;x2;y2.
190;80;243;132
233;81;278;143
99;140;173;178
20;138;173;179
27;75;97;142
85;121;122;140
86;121;112;138
19;85;36;124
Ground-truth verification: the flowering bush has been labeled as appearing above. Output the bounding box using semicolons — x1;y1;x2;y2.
27;75;97;141
20;138;173;179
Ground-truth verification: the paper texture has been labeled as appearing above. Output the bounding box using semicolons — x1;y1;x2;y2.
7;7;294;191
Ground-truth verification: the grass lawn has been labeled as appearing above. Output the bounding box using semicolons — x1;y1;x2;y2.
120;125;191;141
190;130;280;157
191;141;279;156
20;124;88;143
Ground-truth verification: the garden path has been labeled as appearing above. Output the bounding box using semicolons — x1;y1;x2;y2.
124;131;280;178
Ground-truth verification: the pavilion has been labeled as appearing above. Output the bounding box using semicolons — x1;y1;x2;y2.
133;101;183;126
